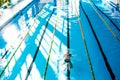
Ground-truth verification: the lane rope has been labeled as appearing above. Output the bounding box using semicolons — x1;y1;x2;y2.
91;0;120;32
80;0;115;79
42;3;61;80
0;3;46;77
0;2;46;60
88;0;120;42
74;0;95;80
25;6;55;80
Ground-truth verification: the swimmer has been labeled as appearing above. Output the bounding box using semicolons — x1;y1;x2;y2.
63;53;72;80
61;53;73;71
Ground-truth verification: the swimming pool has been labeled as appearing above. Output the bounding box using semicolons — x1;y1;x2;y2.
0;0;120;80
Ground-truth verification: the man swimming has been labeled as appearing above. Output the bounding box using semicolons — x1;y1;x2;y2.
60;53;73;80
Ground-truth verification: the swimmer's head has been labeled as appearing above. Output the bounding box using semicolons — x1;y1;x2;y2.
64;53;72;58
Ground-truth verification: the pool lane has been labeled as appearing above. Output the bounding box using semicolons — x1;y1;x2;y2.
81;0;120;80
0;3;56;80
80;1;113;80
91;0;120;32
91;0;120;31
88;1;120;42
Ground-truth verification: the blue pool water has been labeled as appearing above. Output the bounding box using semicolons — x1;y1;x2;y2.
0;0;120;80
